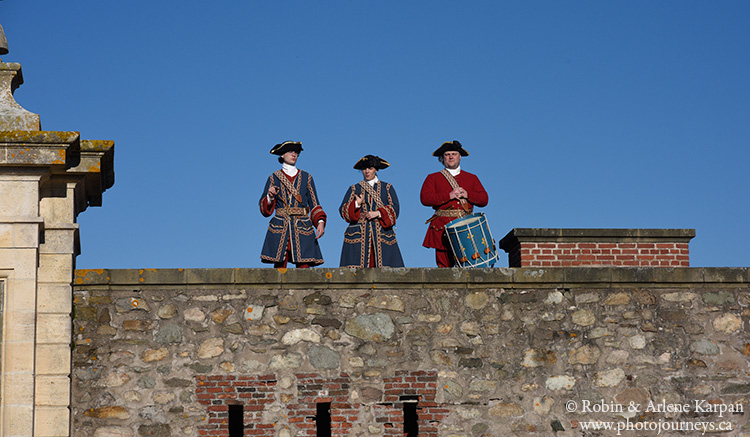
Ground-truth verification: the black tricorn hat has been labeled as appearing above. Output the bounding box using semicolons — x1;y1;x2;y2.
354;155;390;170
432;140;469;157
270;141;303;155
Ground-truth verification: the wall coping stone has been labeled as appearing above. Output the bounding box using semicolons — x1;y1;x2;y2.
500;227;695;245
74;267;750;289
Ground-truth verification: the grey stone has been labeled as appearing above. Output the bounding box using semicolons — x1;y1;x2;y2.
443;379;464;400
721;383;750;394
197;338;224;359
344;313;395;343
183;308;205;323
713;313;742;333
222;323;244;335
312;317;342;328
93;427;134;437
282;328;321;345
459;358;483;368
269;352;304;369
137;424;171;437
367;295;405;312
308;345;340;369
466;292;489;310
157;304;177;319
568;345;600;365
137;376;156;389
142;347;169;363
164;378;191;387
303;291;332;305
188;363;212;373
489;402;524;417
472;423;489;436
155;324;182;344
572;309;596;326
703;292;735;306
691;339;720;355
595;368;625;387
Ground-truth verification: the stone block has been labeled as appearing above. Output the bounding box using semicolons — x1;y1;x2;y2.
468;267;514;286
5;278;37;310
36;343;72;374
279;268;330;286
514;268;565;285
74;268;110;285
37;283;72;313
371;267;424;284
38;253;74;283
39;227;77;254
0;248;38;279
0;221;41;248
140;268;186;284
2;404;33;436
3;341;34;372
0;175;43;216
35;375;71;406
185;268;234;284
563;267;612;285
703;267;749;284
4;309;36;341
36;313;72;344
34;406;71;436
2;372;34;405
326;267;376;287
108;269;141;284
235;268;282;285
420;267;468;286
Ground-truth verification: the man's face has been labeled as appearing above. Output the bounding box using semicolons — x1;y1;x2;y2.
362;167;377;181
282;151;298;166
442;151;461;169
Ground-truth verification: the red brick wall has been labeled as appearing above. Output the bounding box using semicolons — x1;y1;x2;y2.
377;370;445;437
518;242;690;267
293;373;358;436
195;371;445;436
196;374;277;436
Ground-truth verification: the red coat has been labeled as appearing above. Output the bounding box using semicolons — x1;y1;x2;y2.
420;170;488;250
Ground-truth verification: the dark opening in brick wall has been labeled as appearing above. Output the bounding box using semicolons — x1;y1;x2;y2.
316;402;332;437
228;405;243;437
401;396;419;437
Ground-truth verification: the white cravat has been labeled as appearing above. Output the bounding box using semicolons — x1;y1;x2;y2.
282;163;299;177
447;166;461;176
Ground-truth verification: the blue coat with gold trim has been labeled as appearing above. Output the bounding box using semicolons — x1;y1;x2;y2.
339;180;404;268
260;170;326;265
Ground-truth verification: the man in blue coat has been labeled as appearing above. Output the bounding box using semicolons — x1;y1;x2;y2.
339;155;404;268
260;141;326;268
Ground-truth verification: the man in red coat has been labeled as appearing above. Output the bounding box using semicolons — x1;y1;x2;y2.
420;140;488;267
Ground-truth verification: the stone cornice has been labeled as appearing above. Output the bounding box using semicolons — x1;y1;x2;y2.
500;228;696;244
73;267;750;290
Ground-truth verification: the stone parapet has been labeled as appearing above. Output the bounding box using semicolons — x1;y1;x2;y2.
499;228;696;268
74;266;749;289
71;268;750;436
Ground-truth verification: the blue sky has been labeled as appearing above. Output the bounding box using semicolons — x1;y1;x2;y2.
2;1;749;268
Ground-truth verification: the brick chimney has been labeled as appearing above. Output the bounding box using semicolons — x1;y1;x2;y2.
498;228;695;268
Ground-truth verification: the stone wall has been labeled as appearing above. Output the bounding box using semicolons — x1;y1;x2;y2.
72;268;750;436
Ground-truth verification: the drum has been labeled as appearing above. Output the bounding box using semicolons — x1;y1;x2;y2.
444;213;498;268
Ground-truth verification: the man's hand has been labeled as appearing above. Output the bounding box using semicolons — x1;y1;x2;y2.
268;185;279;198
449;187;467;200
315;221;325;239
365;210;381;220
354;193;363;207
